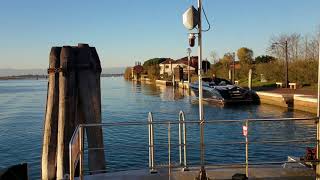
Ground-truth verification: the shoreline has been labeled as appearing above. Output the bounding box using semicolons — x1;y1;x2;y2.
132;78;318;114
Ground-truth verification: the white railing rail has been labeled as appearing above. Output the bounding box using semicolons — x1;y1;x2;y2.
69;113;318;180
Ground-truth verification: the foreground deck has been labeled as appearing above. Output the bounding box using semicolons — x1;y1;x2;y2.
78;165;315;180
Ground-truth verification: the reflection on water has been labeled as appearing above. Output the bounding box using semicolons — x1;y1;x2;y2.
0;77;316;179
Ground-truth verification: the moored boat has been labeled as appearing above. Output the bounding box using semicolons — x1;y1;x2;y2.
189;77;254;104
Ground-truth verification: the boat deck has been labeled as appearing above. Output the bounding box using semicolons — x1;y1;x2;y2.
77;165;315;180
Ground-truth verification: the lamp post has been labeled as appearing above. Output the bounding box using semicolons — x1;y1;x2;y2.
272;41;289;88
196;1;206;178
187;48;192;83
183;0;206;178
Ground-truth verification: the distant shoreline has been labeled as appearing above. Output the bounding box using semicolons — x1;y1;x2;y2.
0;74;124;80
0;75;47;80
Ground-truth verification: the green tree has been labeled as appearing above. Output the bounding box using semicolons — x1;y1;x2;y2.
143;58;166;67
147;65;160;80
237;47;254;64
255;55;276;64
142;57;166;79
221;52;233;65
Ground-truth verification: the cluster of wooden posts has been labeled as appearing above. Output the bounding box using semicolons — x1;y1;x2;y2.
41;44;106;180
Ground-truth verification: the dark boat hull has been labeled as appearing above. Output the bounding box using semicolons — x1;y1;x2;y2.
190;82;254;105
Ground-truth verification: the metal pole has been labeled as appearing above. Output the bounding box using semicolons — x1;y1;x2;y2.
148;116;151;169
198;0;204;123
179;111;188;171
79;126;84;180
197;0;207;179
316;37;320;179
245;121;249;177
285;41;289;88
151;115;155;172
168;122;171;177
183;114;188;171
148;112;156;173
179;115;182;165
188;48;191;84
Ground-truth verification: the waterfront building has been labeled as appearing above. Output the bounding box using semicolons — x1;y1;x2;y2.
159;57;197;77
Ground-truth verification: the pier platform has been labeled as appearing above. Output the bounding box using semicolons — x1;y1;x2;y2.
256;90;317;114
78;165;315;180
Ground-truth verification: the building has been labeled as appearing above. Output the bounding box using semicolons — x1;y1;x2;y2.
159;57;197;77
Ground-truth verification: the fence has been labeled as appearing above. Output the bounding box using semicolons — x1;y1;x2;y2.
69;111;318;180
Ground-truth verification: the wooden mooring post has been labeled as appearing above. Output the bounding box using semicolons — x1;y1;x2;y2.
42;47;61;180
77;44;105;172
42;43;105;180
56;46;78;179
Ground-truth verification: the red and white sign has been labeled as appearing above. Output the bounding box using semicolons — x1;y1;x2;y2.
242;125;248;136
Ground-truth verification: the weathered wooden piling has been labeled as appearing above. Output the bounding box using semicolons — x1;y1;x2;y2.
42;47;61;180
56;46;78;179
42;44;105;180
77;44;105;172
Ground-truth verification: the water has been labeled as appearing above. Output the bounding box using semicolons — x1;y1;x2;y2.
0;77;316;179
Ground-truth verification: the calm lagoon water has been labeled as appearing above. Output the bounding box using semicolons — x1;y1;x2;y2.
0;77;316;179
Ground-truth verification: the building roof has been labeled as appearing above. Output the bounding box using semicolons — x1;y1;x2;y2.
160;56;198;68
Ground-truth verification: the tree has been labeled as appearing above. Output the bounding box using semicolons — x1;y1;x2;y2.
221;52;233;65
269;32;319;62
124;67;132;79
147;65;160;80
210;50;219;64
255;55;276;64
237;47;254;64
143;58;166;67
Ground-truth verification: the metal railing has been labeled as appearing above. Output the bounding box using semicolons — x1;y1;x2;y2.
69;111;318;180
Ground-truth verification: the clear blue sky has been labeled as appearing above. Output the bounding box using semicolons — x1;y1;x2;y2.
0;0;319;69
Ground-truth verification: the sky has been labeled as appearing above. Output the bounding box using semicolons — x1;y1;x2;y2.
0;0;319;69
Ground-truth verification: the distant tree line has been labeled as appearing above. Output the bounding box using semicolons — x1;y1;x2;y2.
209;30;319;87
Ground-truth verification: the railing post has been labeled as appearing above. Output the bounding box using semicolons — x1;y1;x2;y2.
168;122;171;177
179;111;189;171
148;115;151;168
316;37;320;180
179;113;182;166
148;112;157;173
245;120;249;178
79;125;84;180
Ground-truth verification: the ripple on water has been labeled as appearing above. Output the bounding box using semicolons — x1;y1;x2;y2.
0;78;316;179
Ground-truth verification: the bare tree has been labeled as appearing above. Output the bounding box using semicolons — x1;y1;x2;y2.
269;31;318;61
210;50;219;64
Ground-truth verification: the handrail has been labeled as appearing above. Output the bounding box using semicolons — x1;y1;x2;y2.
179;111;188;171
75;117;317;127
69;113;318;180
148;112;156;173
